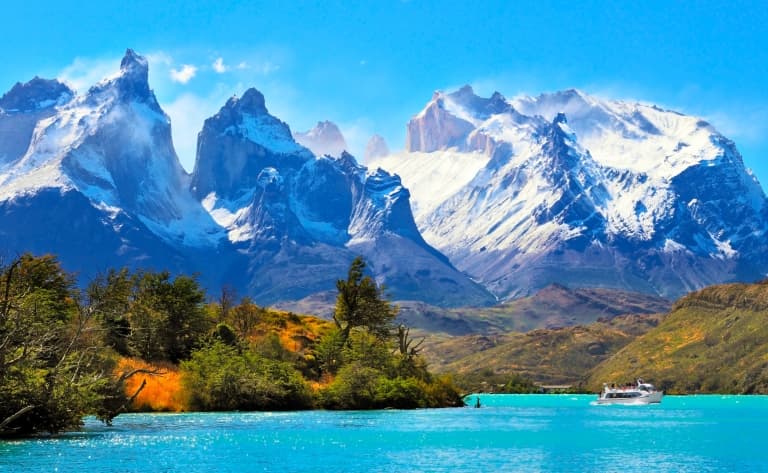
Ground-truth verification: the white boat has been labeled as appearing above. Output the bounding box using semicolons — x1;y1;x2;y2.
596;379;663;405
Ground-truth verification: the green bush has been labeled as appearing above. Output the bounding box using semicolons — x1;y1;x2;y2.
181;342;313;411
374;377;427;409
319;363;464;410
319;362;381;409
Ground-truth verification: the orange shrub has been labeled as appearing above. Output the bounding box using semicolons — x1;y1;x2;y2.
116;358;186;412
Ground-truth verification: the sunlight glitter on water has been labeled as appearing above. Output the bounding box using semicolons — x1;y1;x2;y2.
2;396;768;473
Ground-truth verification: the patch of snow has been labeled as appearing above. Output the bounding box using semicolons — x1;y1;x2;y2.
512;92;722;179
369;150;490;222
442;95;482;127
663;239;690;253
36;99;56;109
230;113;305;154
200;191;258;243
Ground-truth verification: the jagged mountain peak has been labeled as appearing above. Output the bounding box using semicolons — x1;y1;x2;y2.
191;86;315;202
201;87;304;160
115;48;150;101
86;48;155;105
225;88;268;115
0;49;220;248
0;77;73;113
553;88;588;100
385;85;768;300
553;112;568;124
406;86;521;154
308;120;341;135
120;48;149;75
446;84;476;100
365;134;390;161
0;50;495;309
444;85;512;120
293;120;347;158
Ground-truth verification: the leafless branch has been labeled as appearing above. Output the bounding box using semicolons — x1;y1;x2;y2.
0;405;35;432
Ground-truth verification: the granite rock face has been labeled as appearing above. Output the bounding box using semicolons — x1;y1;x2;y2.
0;49;217;285
191;89;494;306
0;78;74;167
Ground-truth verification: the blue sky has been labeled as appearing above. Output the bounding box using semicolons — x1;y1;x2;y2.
1;0;767;184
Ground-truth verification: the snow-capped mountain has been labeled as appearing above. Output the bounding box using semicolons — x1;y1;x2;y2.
293;120;348;158
364;134;390;161
191;89;493;305
372;86;768;299
5;49;764;305
0;50;224;282
0;77;73;168
0;49;492;307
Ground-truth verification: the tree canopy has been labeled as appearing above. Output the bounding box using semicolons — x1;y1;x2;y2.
0;253;464;435
333;256;397;343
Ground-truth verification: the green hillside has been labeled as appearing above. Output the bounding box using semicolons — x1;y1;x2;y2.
423;314;663;385
587;281;768;394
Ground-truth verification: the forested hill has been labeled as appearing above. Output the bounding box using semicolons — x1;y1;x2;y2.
587;280;768;393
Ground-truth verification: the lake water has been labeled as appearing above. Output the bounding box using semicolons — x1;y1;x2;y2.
2;395;767;472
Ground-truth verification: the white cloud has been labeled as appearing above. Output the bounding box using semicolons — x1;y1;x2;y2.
261;62;280;75
705;107;768;144
146;51;173;68
164;93;219;171
170;64;197;84
212;57;228;74
58;56;120;94
232;60;280;75
337;118;374;162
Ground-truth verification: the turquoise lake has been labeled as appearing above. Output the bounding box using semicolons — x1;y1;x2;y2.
2;394;767;472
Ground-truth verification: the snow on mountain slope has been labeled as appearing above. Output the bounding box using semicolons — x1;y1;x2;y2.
191;89;494;306
6;51;762;305
512;89;728;179
0;50;492;307
0;78;73;170
0;49;222;248
369;150;489;222
383;86;768;299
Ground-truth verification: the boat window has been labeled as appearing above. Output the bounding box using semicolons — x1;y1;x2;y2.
605;392;642;399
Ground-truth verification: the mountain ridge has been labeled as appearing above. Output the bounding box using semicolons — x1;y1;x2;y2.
372;85;768;300
2;51;767;308
0;50;492;308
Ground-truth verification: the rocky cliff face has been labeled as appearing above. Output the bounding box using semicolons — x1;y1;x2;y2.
5;51;763;306
374;86;768;299
191;89;493;306
0;50;213;281
404;85;517;156
0;77;73;168
0;52;493;307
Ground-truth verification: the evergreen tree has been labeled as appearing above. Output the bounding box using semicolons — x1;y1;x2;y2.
333;256;397;345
